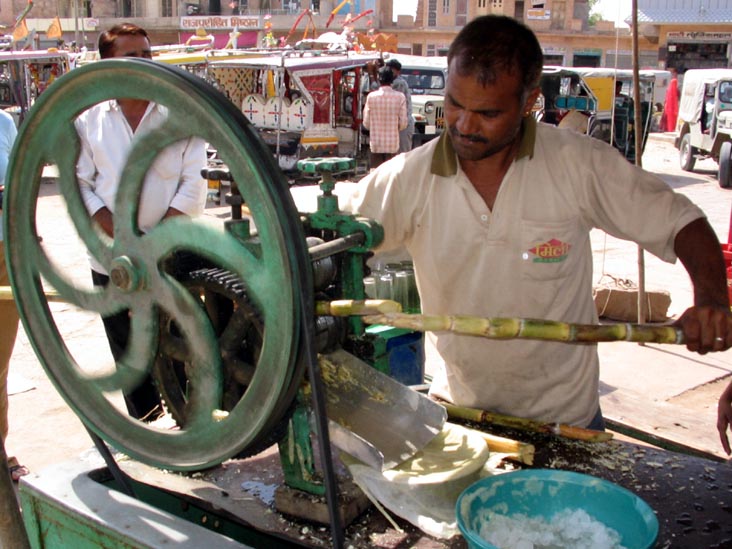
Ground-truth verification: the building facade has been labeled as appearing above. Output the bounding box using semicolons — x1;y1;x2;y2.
4;0;731;71
384;0;661;69
2;1;377;50
633;0;732;70
381;0;732;70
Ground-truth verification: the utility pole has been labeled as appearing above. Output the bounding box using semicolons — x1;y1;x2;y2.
74;0;80;48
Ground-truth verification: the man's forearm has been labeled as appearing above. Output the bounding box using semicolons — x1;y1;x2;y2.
674;217;729;308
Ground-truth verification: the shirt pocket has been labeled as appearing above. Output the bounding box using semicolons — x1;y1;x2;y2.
520;217;580;282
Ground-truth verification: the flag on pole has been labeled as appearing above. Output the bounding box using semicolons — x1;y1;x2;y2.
12;20;29;42
46;16;62;39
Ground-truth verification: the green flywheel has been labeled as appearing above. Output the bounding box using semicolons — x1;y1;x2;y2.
3;58;313;470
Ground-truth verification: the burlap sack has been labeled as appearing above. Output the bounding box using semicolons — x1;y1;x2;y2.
593;276;671;322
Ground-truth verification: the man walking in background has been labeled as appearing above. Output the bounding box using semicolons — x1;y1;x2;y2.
363;66;408;170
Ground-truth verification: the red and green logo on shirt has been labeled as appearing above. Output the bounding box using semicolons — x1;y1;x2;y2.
528;238;571;263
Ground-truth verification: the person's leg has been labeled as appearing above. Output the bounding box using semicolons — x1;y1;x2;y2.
0;243;18;445
585;407;606;431
370;151;387;170
92;270;161;420
399;128;413;153
0;241;26;480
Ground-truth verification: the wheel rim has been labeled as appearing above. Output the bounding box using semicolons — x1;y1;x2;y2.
680;134;694;170
719;141;732;188
4;59;312;470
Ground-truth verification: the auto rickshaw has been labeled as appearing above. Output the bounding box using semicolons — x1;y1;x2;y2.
538;66;655;163
206;51;379;172
0;50;71;125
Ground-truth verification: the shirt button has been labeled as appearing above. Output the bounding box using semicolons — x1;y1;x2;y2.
480;214;488;222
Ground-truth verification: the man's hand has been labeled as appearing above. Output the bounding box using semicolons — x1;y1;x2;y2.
717;380;732;455
675;305;732;354
163;207;186;219
92;207;114;238
674;217;731;354
92;207;186;239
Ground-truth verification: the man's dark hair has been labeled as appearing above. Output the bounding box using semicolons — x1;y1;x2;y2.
378;66;395;86
386;58;402;71
98;23;149;59
447;15;543;97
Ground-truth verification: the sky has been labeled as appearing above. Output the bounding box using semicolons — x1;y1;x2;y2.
594;0;632;27
394;0;633;26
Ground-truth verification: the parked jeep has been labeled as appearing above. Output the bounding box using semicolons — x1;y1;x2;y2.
675;68;732;188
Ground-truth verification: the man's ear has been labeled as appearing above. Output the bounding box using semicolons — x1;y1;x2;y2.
523;86;542;115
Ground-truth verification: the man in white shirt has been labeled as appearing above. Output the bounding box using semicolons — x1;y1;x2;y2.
349;15;732;430
75;23;208;420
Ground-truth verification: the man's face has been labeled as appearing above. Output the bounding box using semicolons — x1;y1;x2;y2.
111;34;152;59
444;60;539;162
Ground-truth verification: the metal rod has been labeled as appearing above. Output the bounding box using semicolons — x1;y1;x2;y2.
308;232;365;262
84;427;137;499
298;292;344;547
631;0;648;329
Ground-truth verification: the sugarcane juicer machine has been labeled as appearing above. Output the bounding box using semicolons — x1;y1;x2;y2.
2;59;430;547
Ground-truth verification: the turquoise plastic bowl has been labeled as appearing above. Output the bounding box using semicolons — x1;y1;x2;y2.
456;469;659;549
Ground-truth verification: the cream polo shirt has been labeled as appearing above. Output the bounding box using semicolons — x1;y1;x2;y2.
348;118;704;427
75;101;208;275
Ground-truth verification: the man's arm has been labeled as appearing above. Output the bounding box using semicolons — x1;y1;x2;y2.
718;379;732;455
75;116;114;236
673;217;732;354
363;96;371;130
0;115;17;183
398;96;408;131
167;137;208;218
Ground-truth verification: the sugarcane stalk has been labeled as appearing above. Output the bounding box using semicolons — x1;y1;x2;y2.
476;430;535;465
0;285;63;302
361;312;684;345
444;402;613;443
315;299;402;317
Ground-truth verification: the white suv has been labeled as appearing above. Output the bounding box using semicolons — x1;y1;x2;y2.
675;69;732;188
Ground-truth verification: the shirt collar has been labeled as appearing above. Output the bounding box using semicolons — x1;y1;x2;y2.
431;116;537;177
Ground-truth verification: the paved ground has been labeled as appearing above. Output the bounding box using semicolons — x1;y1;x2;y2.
4;132;732;483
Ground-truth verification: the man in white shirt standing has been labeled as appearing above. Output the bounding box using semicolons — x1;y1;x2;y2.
75;23;208;420
363;66;408;170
